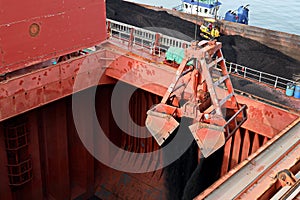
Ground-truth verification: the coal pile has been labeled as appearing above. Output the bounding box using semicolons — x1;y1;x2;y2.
107;0;300;81
106;0;200;42
162;117;224;200
219;35;300;80
182;148;224;200
162;117;198;200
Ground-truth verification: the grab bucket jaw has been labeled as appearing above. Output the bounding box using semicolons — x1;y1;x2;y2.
189;122;225;158
145;104;179;146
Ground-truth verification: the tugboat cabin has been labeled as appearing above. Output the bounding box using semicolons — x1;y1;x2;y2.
181;0;222;18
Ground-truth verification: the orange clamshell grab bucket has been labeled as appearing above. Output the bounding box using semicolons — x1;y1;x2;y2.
145;104;179;146
189;122;225;158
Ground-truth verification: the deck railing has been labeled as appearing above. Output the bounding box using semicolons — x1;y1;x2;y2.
224;62;296;90
107;19;190;57
106;19;296;90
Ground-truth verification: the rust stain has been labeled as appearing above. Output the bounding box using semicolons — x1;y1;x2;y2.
249;106;263;119
44;71;47;76
123;68;129;73
265;110;274;118
128;61;133;69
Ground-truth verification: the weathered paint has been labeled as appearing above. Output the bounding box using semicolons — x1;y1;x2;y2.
0;49;116;122
0;0;107;74
236;95;298;138
1;40;297;136
103;42;298;134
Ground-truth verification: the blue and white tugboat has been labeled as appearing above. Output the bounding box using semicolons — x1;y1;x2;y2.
175;0;222;18
174;0;249;25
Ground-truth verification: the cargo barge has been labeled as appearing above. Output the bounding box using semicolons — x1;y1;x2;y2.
0;0;299;199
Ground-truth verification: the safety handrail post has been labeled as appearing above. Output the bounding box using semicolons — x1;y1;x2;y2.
259;72;262;82
274;76;278;88
229;62;232;73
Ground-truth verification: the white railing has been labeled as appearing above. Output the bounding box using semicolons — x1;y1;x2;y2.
107;19;190;57
159;34;190;49
225;62;296;90
107;19;296;90
107;19;156;48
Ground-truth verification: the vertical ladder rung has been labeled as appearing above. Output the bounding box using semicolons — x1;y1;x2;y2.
219;93;234;106
214;74;229;86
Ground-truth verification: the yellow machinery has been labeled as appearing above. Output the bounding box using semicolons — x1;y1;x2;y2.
200;18;220;40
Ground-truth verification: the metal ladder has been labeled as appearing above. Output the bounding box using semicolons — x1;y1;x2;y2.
201;46;239;117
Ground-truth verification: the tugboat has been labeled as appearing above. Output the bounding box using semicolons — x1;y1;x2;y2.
174;0;222;18
174;1;249;25
224;4;250;24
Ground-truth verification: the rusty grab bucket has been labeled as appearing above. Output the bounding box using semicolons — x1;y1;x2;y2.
189;122;225;158
145;104;179;146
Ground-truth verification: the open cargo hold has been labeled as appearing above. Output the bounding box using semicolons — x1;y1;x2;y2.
1;80;298;199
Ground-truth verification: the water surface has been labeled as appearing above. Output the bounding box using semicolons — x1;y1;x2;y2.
126;0;300;35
